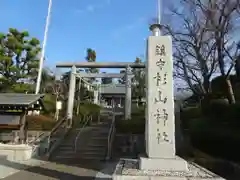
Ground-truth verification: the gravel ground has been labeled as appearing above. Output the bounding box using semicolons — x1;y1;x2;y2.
114;159;226;179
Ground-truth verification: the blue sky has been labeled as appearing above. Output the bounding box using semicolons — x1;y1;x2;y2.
0;0;175;73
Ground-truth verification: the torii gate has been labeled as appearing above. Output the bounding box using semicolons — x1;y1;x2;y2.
56;62;145;125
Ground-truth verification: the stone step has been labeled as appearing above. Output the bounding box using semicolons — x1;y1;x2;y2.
59;143;75;146
51;155;78;160
78;147;106;153
87;143;107;148
80;150;106;157
91;124;109;127
91;128;109;132
91;128;110;131
78;155;105;160
55;150;76;156
91;134;108;137
92;129;109;133
58;146;75;150
89;140;108;144
65;135;79;139
92;137;108;140
92;133;109;137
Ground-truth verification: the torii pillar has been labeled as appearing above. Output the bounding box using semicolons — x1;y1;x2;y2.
93;89;99;105
125;66;132;120
67;65;76;127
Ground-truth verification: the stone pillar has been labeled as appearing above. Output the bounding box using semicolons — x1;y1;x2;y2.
67;65;76;126
125;66;132;120
139;24;188;171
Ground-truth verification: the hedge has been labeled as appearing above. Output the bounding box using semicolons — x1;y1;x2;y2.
42;94;56;116
72;102;102;126
115;115;145;134
26;115;56;131
78;102;101;116
211;75;240;95
181;100;240;162
181;107;202;129
188;117;240;162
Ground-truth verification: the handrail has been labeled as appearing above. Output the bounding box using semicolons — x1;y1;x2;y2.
74;114;92;152
47;116;68;152
50;116;68;135
106;106;116;160
27;132;45;145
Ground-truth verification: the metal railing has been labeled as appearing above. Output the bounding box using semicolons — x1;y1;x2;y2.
106;106;116;160
74;114;92;152
46;116;69;154
27;132;45;145
27;132;46;157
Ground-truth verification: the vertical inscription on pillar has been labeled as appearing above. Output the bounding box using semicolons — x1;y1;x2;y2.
154;44;170;144
146;36;175;158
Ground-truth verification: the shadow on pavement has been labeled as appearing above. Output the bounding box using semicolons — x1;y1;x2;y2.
0;156;117;180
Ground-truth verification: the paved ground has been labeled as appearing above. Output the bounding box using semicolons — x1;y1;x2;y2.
0;116;116;180
0;159;115;180
0;123;115;180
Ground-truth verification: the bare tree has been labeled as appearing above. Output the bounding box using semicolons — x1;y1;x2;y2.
164;0;218;98
165;0;240;103
202;0;240;103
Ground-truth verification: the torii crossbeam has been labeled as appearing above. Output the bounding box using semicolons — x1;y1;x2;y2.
74;72;125;78
56;62;145;68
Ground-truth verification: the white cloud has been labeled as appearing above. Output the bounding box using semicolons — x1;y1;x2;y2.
112;17;146;38
74;0;111;15
106;0;111;4
86;5;95;12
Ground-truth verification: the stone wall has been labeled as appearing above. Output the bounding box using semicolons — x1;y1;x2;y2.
113;134;144;159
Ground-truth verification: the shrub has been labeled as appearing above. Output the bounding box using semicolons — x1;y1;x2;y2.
131;106;145;116
181;107;202;120
78;102;101;116
42;94;56;116
207;99;229;120
188;117;240;162
223;103;240;126
26;115;56;131
201;100;240;124
75;102;101;124
115;116;145;134
72;115;84;128
211;75;239;95
181;107;202;129
190;126;240;162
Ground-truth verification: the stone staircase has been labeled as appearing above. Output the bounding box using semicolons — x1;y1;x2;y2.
49;127;81;162
77;123;110;160
49;121;110;163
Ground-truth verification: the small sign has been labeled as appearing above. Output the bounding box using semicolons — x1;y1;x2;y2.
56;101;62;110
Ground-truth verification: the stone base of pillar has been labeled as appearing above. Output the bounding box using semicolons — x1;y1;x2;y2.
112;158;225;180
139;155;188;172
